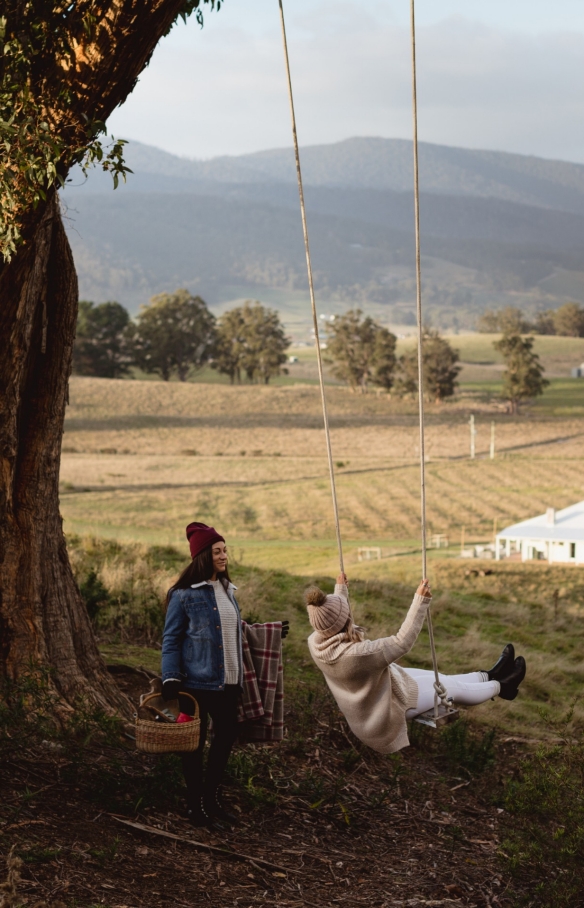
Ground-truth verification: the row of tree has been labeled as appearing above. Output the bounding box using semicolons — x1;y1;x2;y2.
74;297;462;402
73;291;290;384
326;309;550;411
324;310;461;402
74;295;549;410
478;303;584;337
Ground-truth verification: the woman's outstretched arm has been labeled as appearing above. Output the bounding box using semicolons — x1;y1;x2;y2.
378;579;432;664
342;576;432;665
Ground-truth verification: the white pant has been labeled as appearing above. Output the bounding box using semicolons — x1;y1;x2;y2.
403;668;500;718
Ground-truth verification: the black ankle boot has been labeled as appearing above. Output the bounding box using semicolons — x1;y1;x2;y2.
484;643;515;682
203;787;238;826
187;799;213;829
498;656;526;701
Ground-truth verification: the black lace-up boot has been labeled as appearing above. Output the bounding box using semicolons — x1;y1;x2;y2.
187;799;214;828
203;785;239;826
498;656;527;701
484;643;515;682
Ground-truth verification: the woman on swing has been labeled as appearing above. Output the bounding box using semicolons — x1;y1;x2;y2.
306;573;526;754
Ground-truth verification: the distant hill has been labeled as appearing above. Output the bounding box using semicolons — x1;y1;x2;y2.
73;137;584;213
63;137;584;330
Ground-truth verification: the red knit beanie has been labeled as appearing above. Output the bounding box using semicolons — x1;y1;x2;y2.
186;522;225;559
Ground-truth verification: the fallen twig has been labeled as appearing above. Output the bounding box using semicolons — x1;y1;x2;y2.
385;901;462;906
450;780;471;792
110;815;298;874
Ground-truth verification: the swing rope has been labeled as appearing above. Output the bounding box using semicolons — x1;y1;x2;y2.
277;0;347;592
409;0;450;717
278;0;451;714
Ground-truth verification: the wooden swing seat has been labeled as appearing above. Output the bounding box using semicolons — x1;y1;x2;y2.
414;704;460;729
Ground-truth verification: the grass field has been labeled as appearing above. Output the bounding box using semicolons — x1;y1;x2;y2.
61;375;584;566
58;367;584;744
60;452;584;561
3;343;582;908
68;533;584;742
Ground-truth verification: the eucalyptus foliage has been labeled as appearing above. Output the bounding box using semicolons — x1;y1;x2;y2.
0;1;221;259
494;332;549;413
395;328;461;402
325;309;397;392
131;288;216;381
212;301;291;385
73;300;132;378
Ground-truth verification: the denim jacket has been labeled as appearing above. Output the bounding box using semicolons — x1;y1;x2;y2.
161;582;243;690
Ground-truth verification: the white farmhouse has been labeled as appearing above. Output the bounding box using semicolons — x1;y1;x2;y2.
496;501;584;564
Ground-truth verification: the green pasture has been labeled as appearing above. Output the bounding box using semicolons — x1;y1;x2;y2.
532;378;584;415
397;332;584;367
457;376;584;414
114;333;584;387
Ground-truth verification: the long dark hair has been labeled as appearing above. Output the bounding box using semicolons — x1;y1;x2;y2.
165;544;232;609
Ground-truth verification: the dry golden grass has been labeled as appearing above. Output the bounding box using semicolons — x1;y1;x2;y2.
59;454;584;542
64;376;584;456
59;377;584;581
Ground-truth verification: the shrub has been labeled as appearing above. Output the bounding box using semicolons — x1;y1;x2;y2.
439;718;496;775
79;568;109;620
69;536;184;644
502;710;584;907
409;717;496;776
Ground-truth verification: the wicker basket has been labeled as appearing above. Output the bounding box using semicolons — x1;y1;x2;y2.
135;692;200;754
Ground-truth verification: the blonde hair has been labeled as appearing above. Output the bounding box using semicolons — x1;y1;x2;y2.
344;618;366;643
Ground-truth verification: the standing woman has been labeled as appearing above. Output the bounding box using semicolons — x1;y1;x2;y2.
162;522;243;828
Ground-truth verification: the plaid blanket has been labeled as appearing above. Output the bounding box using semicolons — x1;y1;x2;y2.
238;621;284;742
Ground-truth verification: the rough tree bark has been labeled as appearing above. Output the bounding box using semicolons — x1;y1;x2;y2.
0;192;130;713
0;1;197;714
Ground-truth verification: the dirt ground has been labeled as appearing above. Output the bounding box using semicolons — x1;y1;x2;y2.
0;669;525;908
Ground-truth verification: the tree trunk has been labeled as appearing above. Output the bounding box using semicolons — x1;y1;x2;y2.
0;194;128;715
1;0;207;714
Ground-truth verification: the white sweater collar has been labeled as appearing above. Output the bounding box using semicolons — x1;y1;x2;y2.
190;580;238;591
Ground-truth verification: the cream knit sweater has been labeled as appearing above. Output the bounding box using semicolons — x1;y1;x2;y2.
308;584;432;754
210;579;240;685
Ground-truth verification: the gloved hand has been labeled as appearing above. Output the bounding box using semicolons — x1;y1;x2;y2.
162;679;180;701
281;620;290;640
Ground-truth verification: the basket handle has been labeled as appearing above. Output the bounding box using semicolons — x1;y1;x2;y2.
141;691;200;720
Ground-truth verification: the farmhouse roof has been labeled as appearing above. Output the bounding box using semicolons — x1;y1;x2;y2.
497;500;584;542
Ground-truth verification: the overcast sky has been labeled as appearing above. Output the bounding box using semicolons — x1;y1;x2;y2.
107;1;584;163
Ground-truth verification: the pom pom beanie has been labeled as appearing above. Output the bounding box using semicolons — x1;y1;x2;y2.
305;586;350;637
186;522;225;559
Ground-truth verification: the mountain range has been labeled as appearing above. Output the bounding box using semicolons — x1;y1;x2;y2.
62;137;584;333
